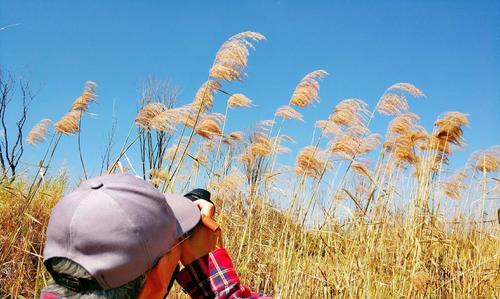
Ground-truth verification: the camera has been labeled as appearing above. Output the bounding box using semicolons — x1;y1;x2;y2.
184;188;212;205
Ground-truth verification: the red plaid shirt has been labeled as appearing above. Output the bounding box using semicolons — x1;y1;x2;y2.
176;248;271;298
40;248;271;299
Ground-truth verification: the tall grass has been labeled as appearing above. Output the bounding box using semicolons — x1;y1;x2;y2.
1;31;499;298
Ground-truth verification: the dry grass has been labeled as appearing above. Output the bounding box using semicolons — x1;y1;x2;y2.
1;31;499;298
1;175;498;298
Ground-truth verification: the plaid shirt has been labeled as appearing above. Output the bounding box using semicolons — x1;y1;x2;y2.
40;248;271;299
176;248;272;298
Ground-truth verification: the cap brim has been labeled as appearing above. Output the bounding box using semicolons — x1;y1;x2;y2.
164;194;201;239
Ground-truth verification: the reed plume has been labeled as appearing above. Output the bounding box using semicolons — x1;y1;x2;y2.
228;131;244;141
384;113;428;166
195;114;224;139
351;161;372;180
149;107;181;134
26;119;52;146
386;82;425;97
149;168;167;185
440;169;467;199
228;93;253;108
217;170;246;197
258;119;276;131
270;137;291;153
414;112;468;176
346;124;370;136
239;132;273;165
249;132;273;157
290;70;328;107
164;136;190;161
315;119;342;137
135;102;166;129
71;81;97;111
387;112;421;136
54;110;82;135
192;80;221;113
331;133;380;158
433;111;468;148
470;146;500;172
174;105;201;128
201;139;217;151
209;31;265;81
195;147;209;165
330;98;370;128
295;146;329;179
384;134;421;166
275;105;304;121
377;93;409;116
279;134;296;144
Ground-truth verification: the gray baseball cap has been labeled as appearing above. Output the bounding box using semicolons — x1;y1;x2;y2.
43;174;200;290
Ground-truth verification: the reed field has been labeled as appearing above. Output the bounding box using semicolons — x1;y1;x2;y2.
1;31;499;298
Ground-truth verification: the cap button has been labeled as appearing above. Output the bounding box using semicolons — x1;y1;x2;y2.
90;181;104;190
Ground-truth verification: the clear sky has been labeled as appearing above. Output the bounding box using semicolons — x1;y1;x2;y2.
1;0;499;182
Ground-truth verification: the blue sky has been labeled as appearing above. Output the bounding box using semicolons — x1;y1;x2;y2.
1;0;499;182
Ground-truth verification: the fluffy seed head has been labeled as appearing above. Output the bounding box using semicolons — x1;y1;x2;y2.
71;81;97;111
228;131;244;141
470;146;500;172
279;134;296;144
275;105;304;121
200;140;217;153
238;132;273;167
174;105;201;128
26;118;52;146
192;80;221;113
193;147;209;165
164;136;190;161
441;170;467;199
149;108;179;134
218;170;246;197
433;112;468;148
387;82;425;97
249;132;273;156
295;146;329;179
135;103;166;129
227;93;252;108
54;110;82;135
384;134;420;165
387;112;421;136
150;168;167;185
351;161;372;180
377;93;409;116
346;124;370;136
330;133;380;158
195;114;224;139
384;113;428;167
315;120;342;137
209;31;265;81
330;98;369;128
290;70;328;107
258;119;276;131
270;136;291;153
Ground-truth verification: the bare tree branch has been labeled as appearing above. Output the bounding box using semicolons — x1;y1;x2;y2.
0;67;33;181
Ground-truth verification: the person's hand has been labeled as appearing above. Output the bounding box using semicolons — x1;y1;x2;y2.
193;199;215;218
180;199;221;265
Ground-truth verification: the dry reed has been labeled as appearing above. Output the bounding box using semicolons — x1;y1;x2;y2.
26;119;52;146
54;110;82;135
2;32;499;299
